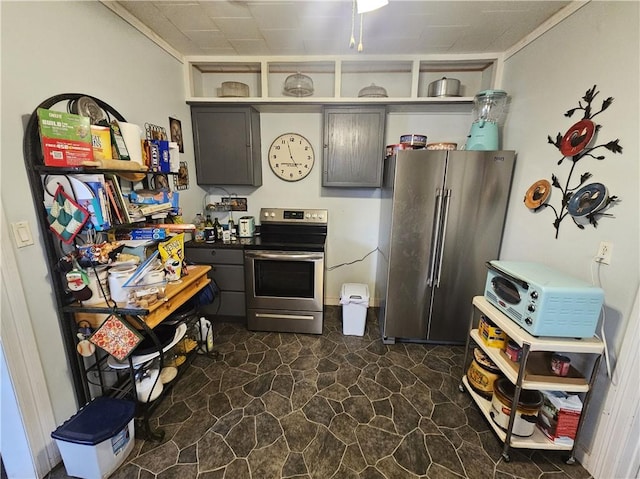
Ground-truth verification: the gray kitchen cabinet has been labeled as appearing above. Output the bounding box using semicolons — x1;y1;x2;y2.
190;106;262;186
185;246;246;321
322;106;386;187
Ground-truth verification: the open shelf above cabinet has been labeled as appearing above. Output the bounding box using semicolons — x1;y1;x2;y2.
185;54;503;109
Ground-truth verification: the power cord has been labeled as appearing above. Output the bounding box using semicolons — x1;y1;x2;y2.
590;255;615;385
326;247;381;271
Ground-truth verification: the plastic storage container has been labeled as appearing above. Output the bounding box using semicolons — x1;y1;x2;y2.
340;283;370;336
51;397;136;479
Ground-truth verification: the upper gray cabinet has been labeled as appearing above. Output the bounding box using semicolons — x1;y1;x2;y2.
190;106;262;186
322;106;386;187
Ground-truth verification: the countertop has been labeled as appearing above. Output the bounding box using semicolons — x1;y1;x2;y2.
185;238;256;250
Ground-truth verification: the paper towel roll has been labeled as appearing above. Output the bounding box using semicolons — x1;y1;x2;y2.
119;122;143;165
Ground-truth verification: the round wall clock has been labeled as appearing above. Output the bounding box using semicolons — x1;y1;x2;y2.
268;133;315;182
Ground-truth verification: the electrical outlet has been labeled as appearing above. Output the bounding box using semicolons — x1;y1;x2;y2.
596;241;613;265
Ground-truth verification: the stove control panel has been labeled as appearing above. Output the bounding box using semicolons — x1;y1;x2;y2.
261;208;328;224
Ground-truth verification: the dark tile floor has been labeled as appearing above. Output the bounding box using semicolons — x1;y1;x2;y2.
47;307;592;479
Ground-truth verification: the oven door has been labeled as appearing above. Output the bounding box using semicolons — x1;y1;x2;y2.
245;250;324;312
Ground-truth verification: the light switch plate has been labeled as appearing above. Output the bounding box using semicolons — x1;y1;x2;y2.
11;221;34;248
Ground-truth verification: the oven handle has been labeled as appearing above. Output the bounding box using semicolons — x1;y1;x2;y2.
245;251;324;261
255;313;316;321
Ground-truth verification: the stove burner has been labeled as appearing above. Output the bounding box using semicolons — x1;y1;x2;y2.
248;208;328;252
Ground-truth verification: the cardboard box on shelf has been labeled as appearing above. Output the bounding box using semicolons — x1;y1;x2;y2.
537;390;583;446
479;315;507;348
111;228;167;241
129;189;178;208
38;108;93;166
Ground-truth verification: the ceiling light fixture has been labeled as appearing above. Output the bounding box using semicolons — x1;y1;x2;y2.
349;0;389;52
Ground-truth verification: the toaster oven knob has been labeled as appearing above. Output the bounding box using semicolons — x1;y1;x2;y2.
527;304;536;313
530;290;538;300
525;317;533;326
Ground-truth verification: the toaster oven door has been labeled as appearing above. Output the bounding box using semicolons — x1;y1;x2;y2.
486;262;529;306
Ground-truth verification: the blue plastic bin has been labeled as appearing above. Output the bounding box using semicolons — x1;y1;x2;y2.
51;397;136;479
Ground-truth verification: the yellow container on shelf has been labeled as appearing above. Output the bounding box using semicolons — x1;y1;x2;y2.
479;315;507;348
90;125;112;160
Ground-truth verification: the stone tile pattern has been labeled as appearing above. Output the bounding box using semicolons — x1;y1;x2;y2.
46;307;593;479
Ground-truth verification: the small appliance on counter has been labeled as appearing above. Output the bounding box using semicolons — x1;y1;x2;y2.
238;216;256;237
465;89;508;151
484;260;604;338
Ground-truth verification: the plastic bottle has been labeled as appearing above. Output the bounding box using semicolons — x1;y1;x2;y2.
194;213;205;242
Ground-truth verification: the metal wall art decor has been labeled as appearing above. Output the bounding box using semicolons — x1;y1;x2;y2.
524;85;622;238
145;122;167;141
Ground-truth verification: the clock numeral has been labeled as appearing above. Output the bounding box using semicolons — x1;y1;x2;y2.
275;145;281;150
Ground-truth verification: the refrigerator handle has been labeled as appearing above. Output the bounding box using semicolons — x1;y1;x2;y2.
435;189;452;288
427;189;444;287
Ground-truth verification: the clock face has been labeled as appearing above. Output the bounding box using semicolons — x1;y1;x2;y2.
268;133;315;182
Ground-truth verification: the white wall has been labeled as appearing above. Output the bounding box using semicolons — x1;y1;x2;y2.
1;1;199;423
1;343;37;479
500;0;639;463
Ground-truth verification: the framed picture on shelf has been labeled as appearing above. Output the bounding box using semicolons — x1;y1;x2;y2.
174;161;189;190
151;173;170;191
169;117;184;153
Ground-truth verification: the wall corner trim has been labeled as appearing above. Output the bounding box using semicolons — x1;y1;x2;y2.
503;1;591;61
99;1;185;63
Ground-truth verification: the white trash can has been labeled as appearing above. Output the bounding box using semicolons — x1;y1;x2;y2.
340;283;370;336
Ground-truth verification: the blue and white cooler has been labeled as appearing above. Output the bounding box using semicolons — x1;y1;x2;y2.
51;397;136;479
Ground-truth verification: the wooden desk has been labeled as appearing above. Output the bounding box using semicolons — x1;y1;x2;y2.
73;265;211;329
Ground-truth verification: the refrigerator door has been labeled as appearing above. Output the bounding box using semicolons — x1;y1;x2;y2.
428;151;515;342
382;150;447;340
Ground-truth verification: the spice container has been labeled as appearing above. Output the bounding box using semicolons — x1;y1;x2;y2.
505;339;522;362
551;354;571;376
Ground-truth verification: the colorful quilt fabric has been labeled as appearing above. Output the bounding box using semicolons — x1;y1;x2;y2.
89;314;143;361
48;184;90;244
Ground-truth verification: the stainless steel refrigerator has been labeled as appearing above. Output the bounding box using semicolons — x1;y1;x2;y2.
376;149;515;344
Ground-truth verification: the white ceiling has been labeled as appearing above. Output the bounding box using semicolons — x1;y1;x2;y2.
112;0;572;57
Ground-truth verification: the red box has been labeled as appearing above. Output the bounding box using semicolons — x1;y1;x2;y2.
537;391;582;444
38;108;94;167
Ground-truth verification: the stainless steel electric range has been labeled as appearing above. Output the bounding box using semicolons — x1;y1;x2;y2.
244;208;328;334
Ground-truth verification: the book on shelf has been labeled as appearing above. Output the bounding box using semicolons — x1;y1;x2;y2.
103;174;132;225
73;174;111;231
124;198;146;222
